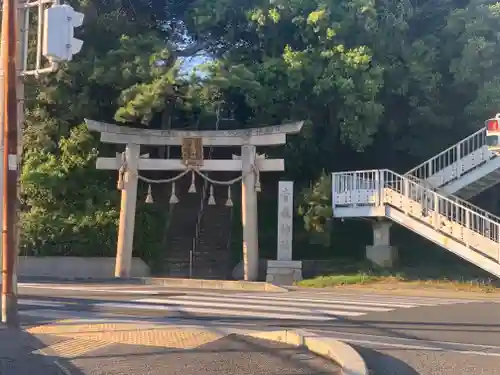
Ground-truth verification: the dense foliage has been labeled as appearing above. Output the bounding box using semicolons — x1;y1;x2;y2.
20;0;500;261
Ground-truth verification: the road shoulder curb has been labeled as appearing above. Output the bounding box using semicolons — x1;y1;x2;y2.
19;276;288;292
242;329;368;375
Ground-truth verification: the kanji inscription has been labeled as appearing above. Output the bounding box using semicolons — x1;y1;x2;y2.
277;181;294;261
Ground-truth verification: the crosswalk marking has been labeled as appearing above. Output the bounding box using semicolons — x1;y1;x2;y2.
18;299;67;308
19;283;164;295
93;301;343;320
100;291;481;321
15;288;492;322
283;290;493;301
135;296;396;312
135;297;382;314
223;294;425;308
227;293;479;307
20;308;94;321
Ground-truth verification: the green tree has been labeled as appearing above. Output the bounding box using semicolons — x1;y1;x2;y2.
20;0;188;261
20;124;119;256
293;0;500;240
20;0;500;261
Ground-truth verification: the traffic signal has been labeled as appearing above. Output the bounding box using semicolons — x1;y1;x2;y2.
485;114;500;132
485;114;500;153
43;4;84;62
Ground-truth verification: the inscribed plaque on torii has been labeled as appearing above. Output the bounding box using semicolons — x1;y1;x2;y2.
181;137;203;166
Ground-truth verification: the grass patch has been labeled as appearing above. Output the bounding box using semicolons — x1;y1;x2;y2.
298;273;384;287
296;261;500;293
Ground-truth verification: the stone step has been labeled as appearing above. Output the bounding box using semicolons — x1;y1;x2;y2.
194;257;227;262
162;257;187;262
199;225;230;231
160;168;234;279
195;252;228;259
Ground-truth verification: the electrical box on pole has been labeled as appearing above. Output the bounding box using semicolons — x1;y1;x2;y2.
42;4;84;62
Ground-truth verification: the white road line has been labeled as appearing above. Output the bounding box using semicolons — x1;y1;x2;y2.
92;301;347;320
20;309;90;319
225;294;427;308
326;337;500;357
19;284;163;294
280;292;486;304
314;330;500;350
134;296;395;313
106;291;480;321
169;294;421;308
133;297;384;315
19;299;65;307
230;293;477;306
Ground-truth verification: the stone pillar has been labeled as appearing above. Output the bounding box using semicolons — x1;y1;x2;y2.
266;181;302;285
115;143;140;278
276;181;293;261
241;144;259;281
366;220;398;267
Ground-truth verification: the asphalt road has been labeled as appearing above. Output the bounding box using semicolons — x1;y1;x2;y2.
46;334;340;375
12;283;500;374
0;326;340;375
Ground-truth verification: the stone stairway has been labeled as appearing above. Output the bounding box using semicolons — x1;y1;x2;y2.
159;139;235;279
192;182;234;279
161;173;201;277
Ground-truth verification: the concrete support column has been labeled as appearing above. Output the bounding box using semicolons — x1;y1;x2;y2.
373;220;391;246
366;220;398;267
241;144;259;281
115;143;140;278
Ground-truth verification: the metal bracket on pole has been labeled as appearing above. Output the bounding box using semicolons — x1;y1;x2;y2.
18;0;60;77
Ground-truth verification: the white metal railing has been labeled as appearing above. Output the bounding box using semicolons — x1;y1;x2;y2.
332;169;500;262
405;128;491;185
405;173;500;225
332;169;382;207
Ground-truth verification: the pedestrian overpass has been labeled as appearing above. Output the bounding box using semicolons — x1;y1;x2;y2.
332;127;500;278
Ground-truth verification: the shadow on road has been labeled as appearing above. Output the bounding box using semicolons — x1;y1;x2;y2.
20;294;500;335
59;333;341;375
351;345;419;375
0;324;84;375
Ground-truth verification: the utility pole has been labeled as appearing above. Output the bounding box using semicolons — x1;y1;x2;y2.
13;0;28;298
0;0;84;326
1;0;19;327
0;0;6;285
0;0;26;310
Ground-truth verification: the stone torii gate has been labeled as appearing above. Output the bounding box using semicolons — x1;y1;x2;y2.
86;119;303;281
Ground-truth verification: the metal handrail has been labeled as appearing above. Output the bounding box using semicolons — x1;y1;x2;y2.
189;152;214;278
405;128;486;181
333;169;500;262
404;174;500;224
225;200;234;278
334;168;500;233
189;109;221;278
387;169;500;225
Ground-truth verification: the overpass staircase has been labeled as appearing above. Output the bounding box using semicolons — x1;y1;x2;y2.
405;128;500;198
333;127;500;278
